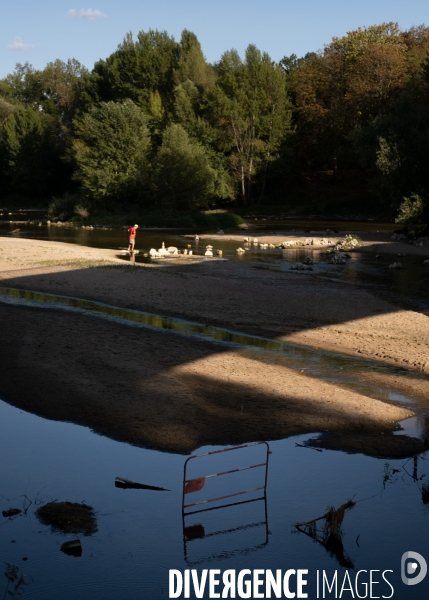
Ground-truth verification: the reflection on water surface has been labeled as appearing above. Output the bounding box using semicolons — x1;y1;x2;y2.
1;400;428;599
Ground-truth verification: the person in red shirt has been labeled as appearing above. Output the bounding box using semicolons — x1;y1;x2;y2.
127;224;139;253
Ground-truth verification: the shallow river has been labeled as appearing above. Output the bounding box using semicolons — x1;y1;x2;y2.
1;213;429;598
1;400;428;600
1;215;428;316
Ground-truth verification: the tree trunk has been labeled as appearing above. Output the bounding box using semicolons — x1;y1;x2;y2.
241;165;246;205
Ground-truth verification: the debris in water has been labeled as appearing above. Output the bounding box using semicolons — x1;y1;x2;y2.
115;477;169;491
60;539;82;557
184;524;205;540
295;443;322;452
36;501;97;535
2;508;21;518
295;498;356;569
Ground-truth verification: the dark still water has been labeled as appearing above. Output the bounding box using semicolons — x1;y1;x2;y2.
1;399;428;600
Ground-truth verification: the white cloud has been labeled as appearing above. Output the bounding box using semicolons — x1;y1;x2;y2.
8;36;35;51
67;8;107;20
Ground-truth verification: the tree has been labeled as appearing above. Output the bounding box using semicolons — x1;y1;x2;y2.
292;23;408;172
72;100;150;206
0;63;42;109
86;30;179;113
0;99;14;128
396;194;428;237
351;94;429;214
0;105;57;197
152;123;220;209
213;45;292;204
174;30;215;89
173;79;233;203
0;60;88;125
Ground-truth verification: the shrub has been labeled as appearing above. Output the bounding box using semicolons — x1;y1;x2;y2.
396;194;428;238
48;193;81;221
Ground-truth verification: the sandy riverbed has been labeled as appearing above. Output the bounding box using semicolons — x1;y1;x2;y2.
0;235;428;458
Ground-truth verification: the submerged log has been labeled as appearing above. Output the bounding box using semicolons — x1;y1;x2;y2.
114;477;169;491
2;508;21;518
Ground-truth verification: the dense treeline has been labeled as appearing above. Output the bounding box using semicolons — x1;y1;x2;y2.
0;23;428;234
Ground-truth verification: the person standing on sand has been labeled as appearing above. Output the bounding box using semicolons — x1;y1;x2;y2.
127;224;139;253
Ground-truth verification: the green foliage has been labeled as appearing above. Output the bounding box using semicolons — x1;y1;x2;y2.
0;104;54;197
174;30;215;89
396;194;428;237
0;60;85;199
2;22;429;224
48;192;82;221
72;100;150;206
152;123;220;209
329;22;403;62
88;30;178;112
213;44;293;204
0;60;88;126
351;95;429;220
0;99;14;127
291;22;411;173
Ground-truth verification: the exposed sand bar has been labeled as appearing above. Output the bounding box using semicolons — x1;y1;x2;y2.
0;236;428;457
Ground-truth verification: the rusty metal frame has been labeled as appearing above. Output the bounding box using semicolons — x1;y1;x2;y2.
182;442;270;513
182;494;269;565
181;442;271;565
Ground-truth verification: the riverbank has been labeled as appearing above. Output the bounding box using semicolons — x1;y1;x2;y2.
194;230;429;256
0;236;428;458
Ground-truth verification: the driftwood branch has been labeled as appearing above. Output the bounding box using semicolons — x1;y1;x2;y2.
295;443;323;452
295;498;356;569
114;477;169;491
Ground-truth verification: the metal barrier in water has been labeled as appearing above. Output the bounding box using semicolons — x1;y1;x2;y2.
182;443;271;564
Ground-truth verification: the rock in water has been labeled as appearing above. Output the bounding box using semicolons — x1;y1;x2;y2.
60;540;82;557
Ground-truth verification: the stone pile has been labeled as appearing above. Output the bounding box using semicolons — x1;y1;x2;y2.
149;245;179;257
280;238;330;249
334;235;360;251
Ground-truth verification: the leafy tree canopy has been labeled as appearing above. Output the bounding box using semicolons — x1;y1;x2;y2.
72;100;150;205
152;123;221;209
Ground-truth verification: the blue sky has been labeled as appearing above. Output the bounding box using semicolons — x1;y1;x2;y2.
2;0;428;78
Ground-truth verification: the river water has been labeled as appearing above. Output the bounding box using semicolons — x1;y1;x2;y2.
1;399;428;600
1;214;428;316
1;212;429;598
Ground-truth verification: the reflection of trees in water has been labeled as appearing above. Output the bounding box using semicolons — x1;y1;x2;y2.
295;451;429;568
422;483;429;505
3;563;33;599
399;453;429;506
295;499;356;569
